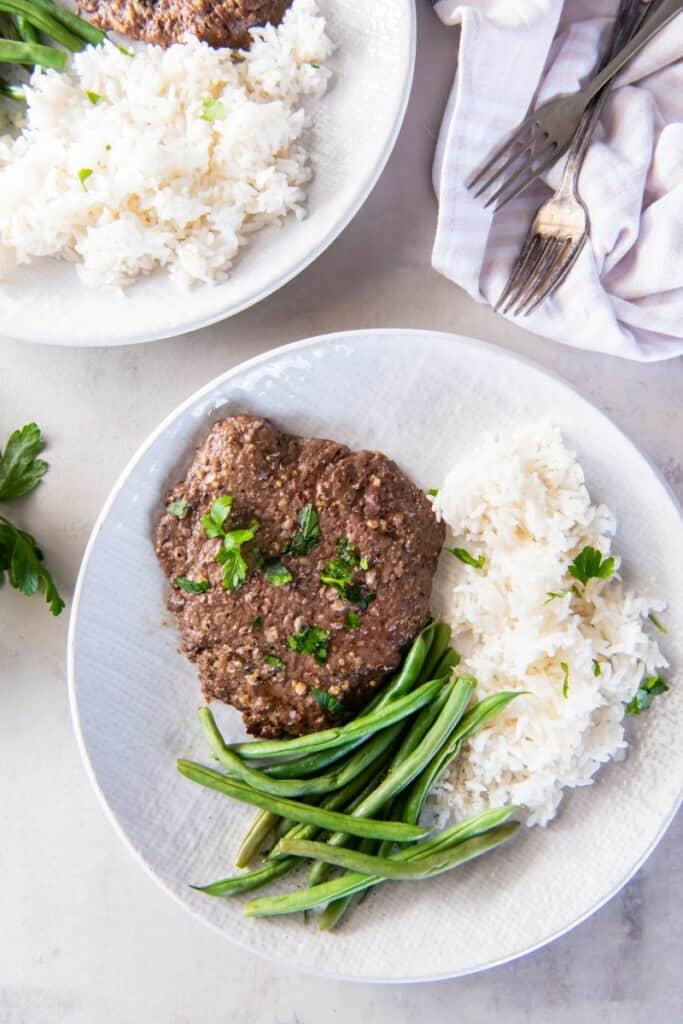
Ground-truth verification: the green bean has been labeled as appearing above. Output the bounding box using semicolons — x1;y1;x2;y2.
200;706;403;799
418;622;452;683
192;855;298;897
402;690;521;825
0;39;66;67
318;835;377;931
245;821;520;917
177;759;430;843
15;14;38;43
433;647;460;680
0;77;25;100
235;810;279;868
27;0;106;46
229;676;444;761
262;627;434;780
0;1;85;50
307;677;471;887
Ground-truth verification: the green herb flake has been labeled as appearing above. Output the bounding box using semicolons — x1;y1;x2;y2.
320;537;373;608
309;61;320;69
625;675;669;716
78;168;93;192
86;90;103;105
251;615;263;633
447;547;486;570
166;499;189;519
264;562;293;587
287;624;330;664
311;687;346;715
201;97;226;122
117;44;134;57
427;488;439;498
344;610;361;631
648;613;667;634
568;546;615;586
561;661;570;699
0;422;47;502
202;495;233;538
545;591;568;604
202;499;260;592
282;504;320;558
174;576;209;594
264;655;285;670
592;659;601;678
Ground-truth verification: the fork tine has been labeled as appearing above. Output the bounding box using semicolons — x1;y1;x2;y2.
472;137;534;199
522;237;586;315
495;233;544;313
483;142;556;210
466;112;537;191
512;238;565;315
500;236;555;315
492;146;563;211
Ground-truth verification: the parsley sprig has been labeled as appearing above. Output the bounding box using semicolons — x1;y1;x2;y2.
0;423;63;616
312;687;346;715
448;547;486;570
568;546;615;586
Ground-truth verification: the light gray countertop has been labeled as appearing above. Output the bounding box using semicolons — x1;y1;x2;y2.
1;4;681;1021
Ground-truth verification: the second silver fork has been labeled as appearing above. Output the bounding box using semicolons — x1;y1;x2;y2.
496;0;651;316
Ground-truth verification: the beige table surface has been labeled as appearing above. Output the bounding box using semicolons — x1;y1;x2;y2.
1;4;682;1022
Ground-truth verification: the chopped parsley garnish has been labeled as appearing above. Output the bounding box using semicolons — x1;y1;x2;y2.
545;591;568;604
282;504;320;557
447;547;486;570
174;576;209;594
251;615;263;633
78;168;93;191
0;422;47;501
344;610;361;631
264;561;293;587
427;488;439;498
201;97;226;122
320;538;374;609
264;655;285;670
568;546;615;586
86;91;103;105
166;499;189;519
648;613;667;634
625;675;668;715
312;687;346;714
287;624;330;664
561;661;570;699
592;659;601;678
309;61;321;69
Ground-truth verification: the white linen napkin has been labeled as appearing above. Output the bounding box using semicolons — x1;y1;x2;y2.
432;0;683;361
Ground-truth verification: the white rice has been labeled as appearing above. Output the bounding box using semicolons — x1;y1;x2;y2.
0;0;333;288
431;424;667;827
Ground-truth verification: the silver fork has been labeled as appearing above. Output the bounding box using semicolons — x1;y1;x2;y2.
496;0;649;316
468;0;683;210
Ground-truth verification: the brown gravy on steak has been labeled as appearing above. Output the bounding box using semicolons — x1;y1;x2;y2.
78;0;292;50
156;415;445;738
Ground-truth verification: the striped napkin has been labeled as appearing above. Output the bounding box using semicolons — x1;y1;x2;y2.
432;0;683;361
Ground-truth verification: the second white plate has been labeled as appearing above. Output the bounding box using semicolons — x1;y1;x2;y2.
0;2;415;346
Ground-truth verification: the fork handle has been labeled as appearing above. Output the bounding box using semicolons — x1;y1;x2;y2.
585;0;683;100
562;0;648;183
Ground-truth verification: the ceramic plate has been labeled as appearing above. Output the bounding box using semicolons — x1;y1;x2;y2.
0;2;415;347
68;330;683;981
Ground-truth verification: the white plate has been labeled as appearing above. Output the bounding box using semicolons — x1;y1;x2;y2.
0;3;415;347
68;330;683;982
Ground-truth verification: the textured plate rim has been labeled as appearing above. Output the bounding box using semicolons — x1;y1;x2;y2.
67;328;683;982
8;5;416;348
